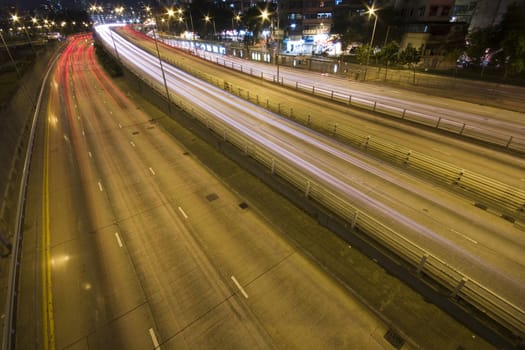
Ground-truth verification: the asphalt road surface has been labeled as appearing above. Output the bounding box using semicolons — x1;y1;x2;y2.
96;26;525;317
16;34;411;350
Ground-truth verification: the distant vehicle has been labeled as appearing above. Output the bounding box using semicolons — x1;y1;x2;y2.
47;32;63;40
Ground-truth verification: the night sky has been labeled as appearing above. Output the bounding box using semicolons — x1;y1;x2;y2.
1;0;132;11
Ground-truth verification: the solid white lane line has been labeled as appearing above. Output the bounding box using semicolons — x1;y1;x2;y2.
148;328;160;349
149;167;156;175
114;232;123;248
118;123;122;128
98;181;103;192
178;206;188;219
88;151;92;158
450;228;478;244
130;141;136;147
82;129;85;136
231;276;249;299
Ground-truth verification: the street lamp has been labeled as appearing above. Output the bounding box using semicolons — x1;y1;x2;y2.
12;14;37;56
260;8;281;83
204;15;216;40
175;7;195;50
232;13;241;41
151;24;172;114
364;5;378;80
166;8;175;33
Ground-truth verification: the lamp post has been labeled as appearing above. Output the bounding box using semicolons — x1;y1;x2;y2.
204;15;216;40
178;7;195;53
166;8;175;33
12;15;37;56
364;5;378;81
152;24;172;114
260;9;280;83
232;13;240;41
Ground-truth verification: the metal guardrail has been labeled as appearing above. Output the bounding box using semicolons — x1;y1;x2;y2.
142;36;525;222
183;95;525;339
167;56;524;223
160;38;525;154
98;32;525;340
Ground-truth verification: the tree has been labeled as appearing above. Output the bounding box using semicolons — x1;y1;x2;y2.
500;2;525;75
376;41;399;79
242;3;276;46
354;45;371;65
466;2;525;77
333;14;367;51
466;27;500;65
399;45;421;84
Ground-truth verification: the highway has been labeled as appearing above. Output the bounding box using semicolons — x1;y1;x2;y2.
95;25;525;338
16;34;403;349
169;37;525;139
118;27;525;192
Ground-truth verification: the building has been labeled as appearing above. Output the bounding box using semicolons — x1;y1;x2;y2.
452;0;525;33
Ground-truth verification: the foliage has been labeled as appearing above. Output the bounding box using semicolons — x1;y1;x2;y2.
332;5;398;51
399;45;421;84
398;45;421;68
354;45;371;65
466;2;525;75
332;14;367;51
466;27;500;61
376;41;400;66
500;2;525;74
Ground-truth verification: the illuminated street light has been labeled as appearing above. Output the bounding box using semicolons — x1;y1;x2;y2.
364;5;378;80
204;15;216;40
11;14;37;56
259;8;281;83
177;7;195;50
232;13;241;41
166;8;175;32
260;10;269;22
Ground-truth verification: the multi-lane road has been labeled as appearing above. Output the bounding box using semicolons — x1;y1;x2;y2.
16;34;407;349
161;35;525;141
91;25;525;340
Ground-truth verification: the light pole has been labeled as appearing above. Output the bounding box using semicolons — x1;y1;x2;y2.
260;9;281;83
178;7;195;53
12;15;37;56
152;20;172;114
231;13;241;41
166;8;175;33
364;5;378;81
204;15;216;40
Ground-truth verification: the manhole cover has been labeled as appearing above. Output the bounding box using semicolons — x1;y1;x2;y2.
239;202;248;209
384;329;404;349
206;193;219;202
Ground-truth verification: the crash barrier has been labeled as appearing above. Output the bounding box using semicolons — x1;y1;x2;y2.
161;37;525;155
97;31;525;341
156;51;525;223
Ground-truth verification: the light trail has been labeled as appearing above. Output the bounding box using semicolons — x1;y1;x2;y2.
94;25;525;336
